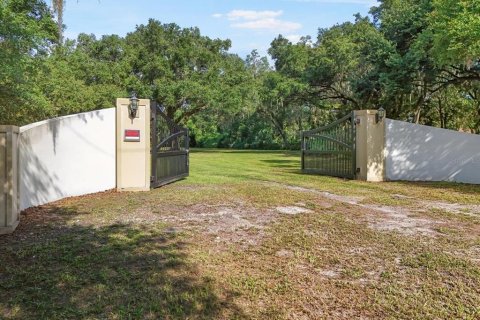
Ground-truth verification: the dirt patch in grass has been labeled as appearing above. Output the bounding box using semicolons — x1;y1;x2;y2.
155;203;281;247
421;200;480;216
276;206;313;215
267;181;446;237
361;205;442;236
282;183;365;205
13;180;476;247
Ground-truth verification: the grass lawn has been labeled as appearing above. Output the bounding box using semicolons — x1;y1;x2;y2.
1;149;480;319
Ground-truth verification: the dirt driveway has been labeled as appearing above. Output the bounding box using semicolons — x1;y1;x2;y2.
1;150;479;319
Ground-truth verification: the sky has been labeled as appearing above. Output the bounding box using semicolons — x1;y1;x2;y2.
59;0;378;59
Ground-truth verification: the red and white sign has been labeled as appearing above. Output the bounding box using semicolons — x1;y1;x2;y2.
124;129;140;142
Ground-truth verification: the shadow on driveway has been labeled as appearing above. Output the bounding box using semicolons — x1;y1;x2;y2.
0;205;245;319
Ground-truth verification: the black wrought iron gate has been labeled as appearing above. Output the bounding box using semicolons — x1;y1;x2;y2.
301;112;356;179
151;102;189;188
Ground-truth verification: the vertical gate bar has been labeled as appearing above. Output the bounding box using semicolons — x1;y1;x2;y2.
329;134;336;176
301;132;305;171
332;128;335;176
330;131;332;176
334;128;337;176
344;125;346;176
342;125;348;177
186;128;190;175
338;131;340;176
351;112;356;179
338;127;341;177
332;134;334;176
333;132;336;176
326;136;328;174
343;126;345;177
327;137;330;175
326;135;328;175
337;127;340;176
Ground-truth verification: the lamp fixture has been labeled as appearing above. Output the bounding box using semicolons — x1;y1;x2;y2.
129;92;139;118
376;107;385;123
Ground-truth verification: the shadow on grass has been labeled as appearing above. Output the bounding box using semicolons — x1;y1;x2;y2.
260;159;300;168
394;181;480;196
0;206;245;319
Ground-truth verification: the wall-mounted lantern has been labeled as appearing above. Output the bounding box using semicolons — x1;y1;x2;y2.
376;107;385;123
159;104;166;113
129;92;139;118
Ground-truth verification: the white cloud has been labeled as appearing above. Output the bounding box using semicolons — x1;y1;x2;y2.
226;10;283;21
232;19;301;32
214;9;302;33
285;34;302;43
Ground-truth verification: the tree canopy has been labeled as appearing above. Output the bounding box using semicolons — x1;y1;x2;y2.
1;0;479;146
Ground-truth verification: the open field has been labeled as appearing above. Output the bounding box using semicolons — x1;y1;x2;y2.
1;149;480;319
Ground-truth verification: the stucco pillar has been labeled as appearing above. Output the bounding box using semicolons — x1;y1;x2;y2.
354;110;386;182
116;98;151;192
0;126;20;234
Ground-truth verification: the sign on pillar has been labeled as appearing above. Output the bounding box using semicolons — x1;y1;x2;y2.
116;97;151;192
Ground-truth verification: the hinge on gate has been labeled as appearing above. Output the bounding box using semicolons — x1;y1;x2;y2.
150;176;155;182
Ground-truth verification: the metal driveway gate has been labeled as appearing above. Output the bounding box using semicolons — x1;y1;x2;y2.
301;112;356;179
151;103;189;188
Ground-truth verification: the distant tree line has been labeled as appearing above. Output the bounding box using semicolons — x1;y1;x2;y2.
1;0;479;149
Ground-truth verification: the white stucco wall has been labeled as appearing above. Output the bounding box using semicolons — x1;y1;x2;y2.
19;108;116;210
385;119;480;184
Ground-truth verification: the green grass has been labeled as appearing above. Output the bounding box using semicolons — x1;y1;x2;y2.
188;149;480;204
1;149;479;319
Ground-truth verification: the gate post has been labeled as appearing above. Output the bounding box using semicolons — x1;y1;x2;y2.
116;98;151;192
354;110;386;182
0;126;20;234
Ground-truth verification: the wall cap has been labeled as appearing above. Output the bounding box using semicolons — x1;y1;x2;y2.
354;110;381;116
19;108;115;133
0;125;19;133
